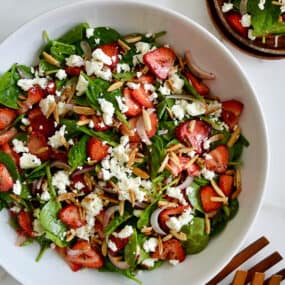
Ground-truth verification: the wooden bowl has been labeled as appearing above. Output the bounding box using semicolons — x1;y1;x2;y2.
206;0;285;59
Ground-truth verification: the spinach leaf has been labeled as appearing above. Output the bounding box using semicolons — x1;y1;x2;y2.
182;75;204;101
58;23;89;44
86;77;110;108
0;151;20;181
120;48;137;65
68;135;88;171
104;213;132;236
39;200;67;247
0;64;20;109
39;59;59;74
181;217;209;254
25;161;48;182
49;41;76;62
188;182;204;213
16;65;33;79
46;165;56;198
36;235;52;262
193;176;209;187
92;27;121;45
156;97;174;120
124;229;138;267
113;72;135;81
229;134;249;162
158;121;176;141
137;200;158;230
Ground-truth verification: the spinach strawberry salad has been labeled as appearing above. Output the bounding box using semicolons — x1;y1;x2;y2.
0;23;249;282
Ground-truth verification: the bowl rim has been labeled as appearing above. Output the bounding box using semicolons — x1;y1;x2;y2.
0;0;270;284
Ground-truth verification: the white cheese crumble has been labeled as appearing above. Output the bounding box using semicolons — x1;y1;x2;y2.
127;82;140;90
98;98;115;126
168;68;184;94
39;95;55;117
57;102;71;115
17;77;48;91
166;208;193;232
55;69;67;80
40;190;51;201
20;153;41;169
241;14;251;28
94;38;101;45
48;125;66;149
65;55;85;67
92;48;112;65
12;139;28;153
167;187;187;205
113;225;133;239
143;238;158;253
81;193;103;218
133;42;151;65
76;74;89;96
248;29;256;41
172;103;185;120
186;101;206;116
258;0;266;10
159;84;171;95
74;181;85;191
115;96;128;113
75;225;90;241
85;60;112;81
108;240;118;252
222;2;233;13
52;170;70;194
116;63;130;73
186;186;195;196
86;28;94;39
201;168;216;180
21;118;30;126
142;258;158;268
12;180;22;195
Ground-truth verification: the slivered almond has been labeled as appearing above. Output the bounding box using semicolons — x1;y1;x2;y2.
205;105;221;115
178;56;185;70
185;154;199;168
83;173;93;192
167;143;183;152
101;239;107;257
87;159;98;166
205;214;211;235
235;168;241;190
42;51;60;67
272;0;282;5
46;102;56;118
128;189;136;207
127;148;138;168
210;196;228;204
60;135;69;149
53;104;59;123
170;151;180;165
166;107;174;119
158;236;163;256
107;81;124;92
132;167;150;179
210;178;226;198
78;206;85;221
98;194;119;204
227;126;241;148
57;192;79;202
134;158;144;163
166;79;175;92
158;154;169;173
20;126;26;131
189;120;196;132
117;39;131;52
204;94;221;101
170;230;187;241
162;234;173;242
73;106;96;115
91;237;103;246
66;229;75;242
178;147;194;154
141;226;153;235
142;109;152;132
34;146;49;154
9;194;21;203
158;200;178;208
136;152;144;158
206;210;218;218
124;35;142;44
65;86;76;104
77;119;90;126
18;95;26;100
119;200;125;217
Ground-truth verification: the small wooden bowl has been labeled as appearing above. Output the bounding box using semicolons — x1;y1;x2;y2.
206;0;285;59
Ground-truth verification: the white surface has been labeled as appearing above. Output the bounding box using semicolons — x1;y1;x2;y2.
0;0;283;284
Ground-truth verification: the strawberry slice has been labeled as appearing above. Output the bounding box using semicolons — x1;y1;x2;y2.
0;108;16;130
87;137;109;162
27;132;51;161
175;119;211;154
28;107;43;120
136;74;155;84
0;128;17;145
200;185;222;213
221;100;244;130
98;43;119;68
119;117;141;143
185;71;209;95
90;116;110;132
58;205;86;229
66;240;104;269
131;85;154;108
65;66;82;77
56;247;82;272
143;47;176;80
123;88;142;117
145;112;158;138
0;162;13;192
205;145;229;174
30;114;55;137
108;234;130;255
0;143;20;167
17;211;33;237
219;175;233;197
50;149;68;163
225;12;248;38
167;156;200;177
152;239;186;262
45;81;57;95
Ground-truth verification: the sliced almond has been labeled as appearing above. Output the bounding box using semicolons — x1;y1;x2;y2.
227;126;241;148
53;104;59;124
158;154;169;173
107;81;124;92
119;200;125;217
205;214;211;235
66;229;76;242
98;194;119;204
128;189;136;207
33;146;49;154
185;154;199;168
141;226;153;235
158;236;163;256
157;200;178;208
83;173;93;192
189;120;196;132
73;106;96;115
210;178;226;198
77;119;91;126
142;109;152;132
162;234;173;242
124;35;142;44
127;148;138;168
205;105;221;115
166;79;175;92
170;230;187;241
210;196;228;204
46;102;56;118
208;133;225;144
57;192;80;202
132;167;150;179
166;107;174;120
117;39;131;52
101;239;108;257
167;143;183;153
42;51;60;67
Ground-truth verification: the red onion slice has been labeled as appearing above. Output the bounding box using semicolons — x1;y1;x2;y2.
240;0;248;15
108;252;130;270
71;166;96;178
103;205;119;228
176;176;194;190
185;51;216;80
50;161;71;171
150;206;168;235
136;116;152;145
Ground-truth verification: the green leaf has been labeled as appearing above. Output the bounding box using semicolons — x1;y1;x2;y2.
46;165;56;198
182;75;204;101
16;65;33;79
193;176;209;187
229;134;249;162
92;27;121;45
0;151;20;181
25;161;49;182
104;213;132;236
39;200;67;247
181;217;209;254
188;182;204;213
124;229;138;267
113;72;135;81
137;200;158;230
36;235;51;262
86;77;110;108
68;135;88;171
39;59;59;74
49;41;76;62
58;23;89;44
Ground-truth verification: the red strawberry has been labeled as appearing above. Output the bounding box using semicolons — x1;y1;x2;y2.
50;149;68;163
205;145;229;174
152;239;186;262
0;108;16;130
87;137;109;162
17;211;33;236
0;143;20;167
200;185;222;213
98;43;119;68
167;156;200;177
219;175;233;197
65;66;82;77
225;12;248;38
119;117;141;143
45;81;57;95
0;162;13;192
136;74;155;84
175;120;211;154
221;100;244;130
56;246;82;272
143;47;176;80
71;175;89;193
58;205;86;229
108;235;130;255
145;112;158;138
0;128;17;145
91;116;110;132
30;114;55;137
27;132;51;161
185;71;209;95
131;85;154;108
28;108;43;120
123;88;142;117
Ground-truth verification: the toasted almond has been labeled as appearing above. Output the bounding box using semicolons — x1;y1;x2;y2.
73;106;96;115
124;35;142;44
210;178;226;198
27;126;33;133
210;196;228;204
185;154;199;168
166;79;175;92
158;200;178;208
101;239;108;257
46;102;56;118
141;226;153;235
170;230;187;241
166;107;174;120
272;0;282;5
66;229;76;242
60;135;69;149
205;105;221;115
19;126;26;131
204;94;221;101
136;152;144;158
127;148;138;168
57;192;79;202
128;189;136;207
132;167;150;179
34;146;49;154
178;147;194;154
208;133;225;144
77;119;90;126
231;188;241;200
189;120;196;132
78;206;85;221
162;234;173;242
42;51;60;67
227;126;241;148
235;168;241;189
91;237;103;246
117;39;131;52
169;151;180;165
65;86;76;104
167;143;183;153
158;154;169;173
205;214;211;235
9;194;21;203
107;81;124;92
158;236;163;256
178;56;185;70
53;104;59;123
206;210;218;218
98;193;119;204
18;95;27;100
87;159;98;166
134;158;144;163
142;109;152;132
119;200;125;217
83;173;93;192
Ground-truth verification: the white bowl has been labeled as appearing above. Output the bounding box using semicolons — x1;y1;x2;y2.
0;1;268;284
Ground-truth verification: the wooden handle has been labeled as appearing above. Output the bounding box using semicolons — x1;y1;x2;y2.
251;272;265;285
232;270;248;285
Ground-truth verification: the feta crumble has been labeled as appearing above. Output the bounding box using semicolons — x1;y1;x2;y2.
76;74;89;96
167;187;187;205
12;180;22;195
116;63;130;73
21;118;30;126
40;190;51;201
241;14;251;28
65;55;85;67
92;48;112;65
85;60;112;81
113;225;133;239
17;77;48;91
222;2;233;13
258;0;266;10
20;153;41;169
143;237;158;253
39;95;55;117
115;96;129;113
169;259;180;266
166;208;193;232
201;168;215;180
98;98;115;126
12;139;28;153
142;258;158;268
48;125;67;149
52;171;70;194
55;69;67;80
86;28;94;39
108;240;118;252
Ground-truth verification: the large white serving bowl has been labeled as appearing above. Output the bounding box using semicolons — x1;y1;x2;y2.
0;1;268;284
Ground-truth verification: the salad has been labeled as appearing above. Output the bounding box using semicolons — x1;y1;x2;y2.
0;23;249;282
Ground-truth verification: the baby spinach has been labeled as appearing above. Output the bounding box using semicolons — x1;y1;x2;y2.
0;151;20;181
36;235;52;262
39;59;59;74
182;75;204;101
193;176;209;187
58;23;89;44
48;41;76;62
86;77;110;108
16;64;33;79
104;213;132;236
113;72;135;81
137;199;158;230
181;217;209;254
92;27;121;46
25;161;48;182
188;182;204;213
229;134;250;162
119;48;137;65
158;121;176;141
68;135;88;172
124;229;138;267
46;165;56;198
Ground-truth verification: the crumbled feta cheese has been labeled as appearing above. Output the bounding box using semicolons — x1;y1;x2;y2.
10;205;21;213
12;139;28;153
188;150;197;158
186;186;194;196
94;38;101;45
17;77;48;91
136;71;142;78
81;193;103;217
222;2;233;13
142;258;158;268
108;240;118;252
201;168;215;180
12;180;22;195
120;135;129;146
40;190;51;201
203;139;211;150
143;238;158;253
248;29;256;41
52;171;70;194
258;0;266;10
75;225;90;240
167;187;187;205
207;101;222;117
116;63;130;73
48;125;66;149
241;14;251;28
169;259;180;266
168;69;184;94
204;153;213;160
39;95;55;117
159;84;171;95
127;82;140;90
166;208;193;232
20;153;41;169
133;42;151;65
92;48;112;65
85;60;112;81
172;103;185;120
98;98;115;126
74;181;85;191
65;55;85;67
76;74;89;96
55;69;67;80
186;101;206;116
113;225;133;239
144;83;155;92
102;168;111;181
21;118;30;126
68;139;74;145
115;96;128;113
86;28;94;39
88;119;95;129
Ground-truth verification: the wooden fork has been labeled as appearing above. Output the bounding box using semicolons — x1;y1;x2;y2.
206;236;285;284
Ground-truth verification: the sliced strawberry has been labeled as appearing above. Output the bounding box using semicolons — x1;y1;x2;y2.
225;12;248;38
205;145;229;174
58;205;86;229
56;246;82;272
219;175;233;197
131;85;154;108
0;143;20;167
50;149;68;163
145;112;158;138
0;108;16;130
65;66;82;77
71;175;89;193
87;137;109;162
94;220;104;239
0;128;17;145
185;71;209;95
108;235;130;255
28;107;43;120
186;163;201;177
66;240;104;269
137;74;155;84
221;100;244;130
200;185;222;213
27;132;51;161
175;120;211;154
167;156;200;177
143;47;176;80
152;239;186;262
45;81;57;95
119;117;141;143
17;211;33;236
98;43;119;68
0;162;13;192
123;88;142;117
29;114;55;137
91;116;110;132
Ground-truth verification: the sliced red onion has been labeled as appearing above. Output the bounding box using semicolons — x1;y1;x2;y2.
103;206;119;228
50;161;71;171
185;51;216;80
108;252;130;270
71;166;96;178
150;206;167;235
176;176;194;190
136;116;152;145
36;176;44;190
240;0;248;15
80;41;92;59
66;247;89;257
134;201;149;209
15;234;28;246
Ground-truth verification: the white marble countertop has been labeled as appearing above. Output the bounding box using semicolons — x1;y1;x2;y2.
0;0;284;284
